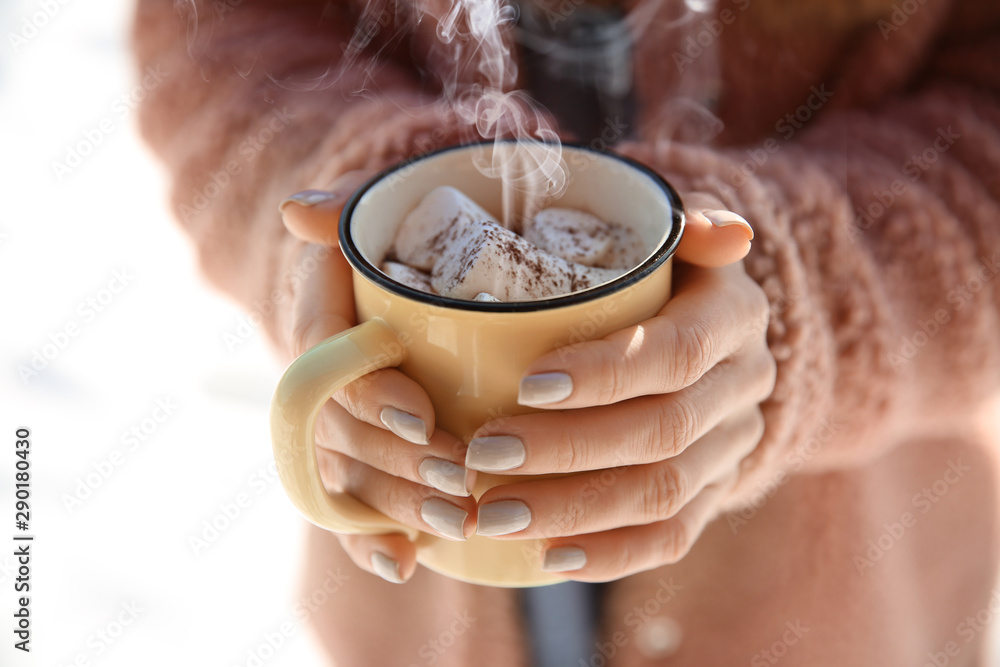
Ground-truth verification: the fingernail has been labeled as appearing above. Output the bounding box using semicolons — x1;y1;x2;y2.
420;498;468;541
518;372;573;406
466;436;525;472
278;190;337;212
542;546;587;572
418;458;471;497
380;407;429;445
477;500;531;536
371;552;405;583
701;209;754;239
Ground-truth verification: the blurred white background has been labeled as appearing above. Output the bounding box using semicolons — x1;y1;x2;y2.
1;1;326;665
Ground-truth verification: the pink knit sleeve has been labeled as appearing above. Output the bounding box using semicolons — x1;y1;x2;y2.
618;77;1000;510
132;0;469;353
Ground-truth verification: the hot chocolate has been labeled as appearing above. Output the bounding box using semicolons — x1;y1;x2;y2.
381;186;647;301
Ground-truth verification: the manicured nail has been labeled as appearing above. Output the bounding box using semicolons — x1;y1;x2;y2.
542;546;587;572
371;552;405;583
380;407;429;445
701;209;754;239
518;372;573;406
418;458;471;497
465;436;525;472
278;190;336;211
477;500;531;536
420;498;468;541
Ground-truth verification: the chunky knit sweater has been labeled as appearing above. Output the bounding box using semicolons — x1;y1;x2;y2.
135;0;1000;664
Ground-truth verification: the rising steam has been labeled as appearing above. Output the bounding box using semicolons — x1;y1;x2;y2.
267;0;569;232
435;0;569;231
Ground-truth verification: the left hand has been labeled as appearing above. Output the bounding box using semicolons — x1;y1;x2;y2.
467;199;776;582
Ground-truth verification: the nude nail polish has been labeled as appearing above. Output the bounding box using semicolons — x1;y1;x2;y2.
380;407;429;445
541;547;587;572
518;372;573;406
419;458;471;497
465;436;526;472
278;190;336;211
371;552;405;583
420;498;468;541
701;209;753;239
477;500;531;536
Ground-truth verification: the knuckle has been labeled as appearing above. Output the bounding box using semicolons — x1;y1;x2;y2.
762;350;778;397
741;280;772;341
314;401;336;446
368;435;405;479
635;402;667;463
549;496;588;537
749;406;766;444
316;449;352;494
595;343;630;405
554;432;587;474
669;320;715;390
653;396;700;457
659;520;692;564
333;370;386;422
332;382;364;419
635;400;675;462
384;475;413;514
614;540;646;578
746;278;771;320
752;349;778;402
643;463;688;521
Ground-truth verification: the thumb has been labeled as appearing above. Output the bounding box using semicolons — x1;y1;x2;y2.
279;170;376;245
288;242;357;358
675;193;754;268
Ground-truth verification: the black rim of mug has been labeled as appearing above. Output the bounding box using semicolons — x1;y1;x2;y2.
338;140;685;313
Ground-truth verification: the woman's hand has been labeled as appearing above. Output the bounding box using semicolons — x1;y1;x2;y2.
278;172;477;584
465;196;776;582
279;176;771;584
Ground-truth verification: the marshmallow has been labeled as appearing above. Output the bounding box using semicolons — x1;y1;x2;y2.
525;207;648;269
385;188;644;302
431;219;626;301
571;264;627;291
524;207;613;266
601;224;650;270
432;219;572;300
381;261;435;293
391;186;499;271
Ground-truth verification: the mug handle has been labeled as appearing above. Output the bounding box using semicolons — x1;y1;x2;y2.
270;318;420;540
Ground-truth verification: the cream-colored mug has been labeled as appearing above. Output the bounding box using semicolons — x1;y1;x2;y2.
270;141;684;587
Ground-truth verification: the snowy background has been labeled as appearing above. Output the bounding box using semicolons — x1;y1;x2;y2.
1;1;326;665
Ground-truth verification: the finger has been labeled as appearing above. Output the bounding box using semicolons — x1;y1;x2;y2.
327;367;439;446
470;345;775;474
539;480;732;582
675;209;753;268
474;407;763;539
317;400;475;497
337;533;418;584
289;243;357;357
675;192;754;268
517;264;770;408
289;239;445;447
279;170;374;245
317;449;477;541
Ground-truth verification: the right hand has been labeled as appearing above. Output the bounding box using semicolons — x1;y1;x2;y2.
277;171;478;584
